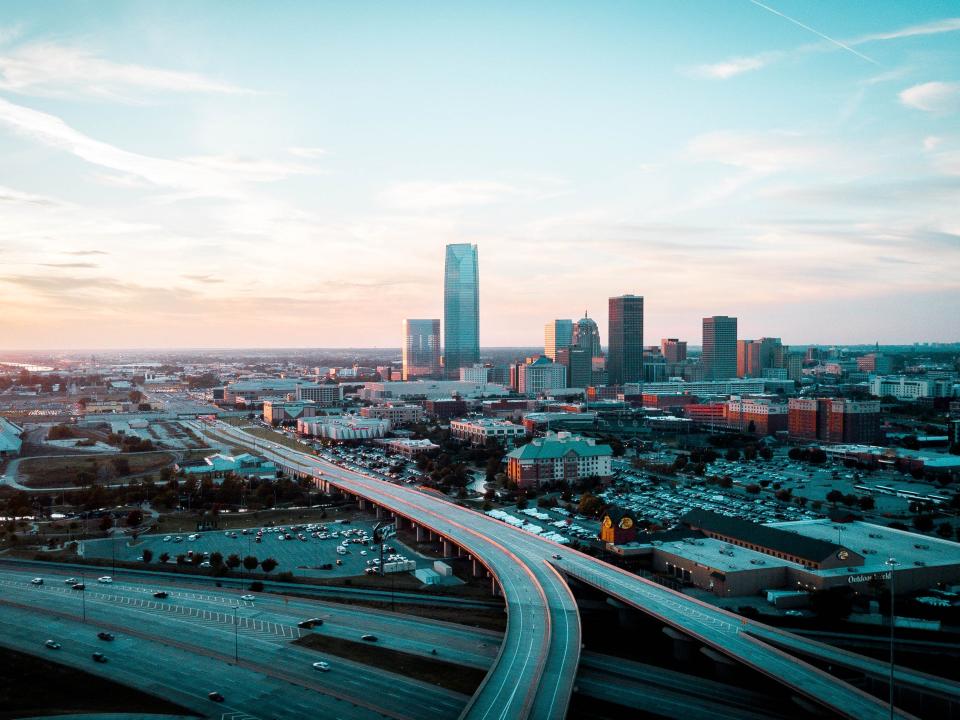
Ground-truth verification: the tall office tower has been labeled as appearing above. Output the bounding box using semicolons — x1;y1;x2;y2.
702;315;738;380
572;313;602;358
402;319;441;380
737;339;762;377
607;295;644;385
544;319;574;361
660;338;687;363
443;243;480;378
757;337;784;371
556;347;592;388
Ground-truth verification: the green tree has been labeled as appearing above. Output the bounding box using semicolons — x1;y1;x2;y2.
260;557;278;574
209;551;224;569
226;553;241;570
242;555;259;571
141;548;153;563
159;552;170;563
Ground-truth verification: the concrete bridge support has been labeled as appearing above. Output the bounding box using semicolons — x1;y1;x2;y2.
416;525;427;542
700;646;737;683
442;539;453;557
662;627;696;663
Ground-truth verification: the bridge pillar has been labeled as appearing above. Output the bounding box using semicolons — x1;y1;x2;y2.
416;525;426;542
442;539;453;557
472;559;482;577
662;627;696;662
358;498;367;511
700;646;737;682
491;576;501;597
375;506;384;519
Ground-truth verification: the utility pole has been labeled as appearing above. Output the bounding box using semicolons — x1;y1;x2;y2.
232;604;239;663
886;557;899;720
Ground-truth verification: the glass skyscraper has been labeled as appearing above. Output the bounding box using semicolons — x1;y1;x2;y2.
544;319;573;361
608;295;644;385
402;319;441;380
443;243;480;378
702;315;738;380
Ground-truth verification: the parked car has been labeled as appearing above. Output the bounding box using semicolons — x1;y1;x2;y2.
298;618;324;629
30;578;43;585
153;591;169;599
63;577;77;584
361;634;377;642
97;576;112;584
72;583;86;591
208;692;224;702
241;594;256;601
97;632;114;641
312;661;331;672
92;652;107;663
44;640;61;650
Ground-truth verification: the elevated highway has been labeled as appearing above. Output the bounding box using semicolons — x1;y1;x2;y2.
205;421;950;720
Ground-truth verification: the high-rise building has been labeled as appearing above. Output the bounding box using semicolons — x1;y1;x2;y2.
402;319;441;380
607;295;644;386
518;356;567;396
556;347;592;388
737;339;761;378
572;313;602;358
443;243;480;378
661;338;687;363
544;319;574;361
702;316;737;380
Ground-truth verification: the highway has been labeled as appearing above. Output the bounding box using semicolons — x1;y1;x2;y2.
0;564;474;720
205;420;936;720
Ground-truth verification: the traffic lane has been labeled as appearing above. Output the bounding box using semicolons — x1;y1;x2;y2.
4;568;500;668
558;558;914;720
0;581;466;720
0;602;383;720
211;424;554;720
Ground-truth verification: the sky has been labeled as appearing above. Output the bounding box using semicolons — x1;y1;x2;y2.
0;0;958;350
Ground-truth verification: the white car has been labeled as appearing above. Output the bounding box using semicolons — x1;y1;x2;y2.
241;594;256;602
163;535;172;541
312;661;331;672
30;577;43;585
97;576;113;584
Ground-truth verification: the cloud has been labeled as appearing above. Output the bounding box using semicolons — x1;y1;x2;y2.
38;262;98;268
0;97;323;196
0;42;252;99
692;54;775;79
380;180;523;211
0;25;23;46
182;274;223;284
694;15;960;81
686;130;826;174
924;136;943;151
288;146;328;159
899;82;960;113
65;250;108;256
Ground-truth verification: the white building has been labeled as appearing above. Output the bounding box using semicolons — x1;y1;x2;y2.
360;403;424;424
297;416;390;441
459;364;491;383
295;383;344;406
518;356;566;397
869;375;952;400
359;380;509;402
450;418;526;446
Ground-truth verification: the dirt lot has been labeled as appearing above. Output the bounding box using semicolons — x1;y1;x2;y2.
294;633;486;695
0;645;197;719
19;451;177;489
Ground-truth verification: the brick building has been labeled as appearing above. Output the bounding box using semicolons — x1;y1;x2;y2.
505;432;612;488
788;398;881;444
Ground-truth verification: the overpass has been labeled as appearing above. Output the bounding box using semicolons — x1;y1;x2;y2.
203;421;946;720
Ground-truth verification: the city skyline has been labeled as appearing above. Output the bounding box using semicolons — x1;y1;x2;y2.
1;1;959;349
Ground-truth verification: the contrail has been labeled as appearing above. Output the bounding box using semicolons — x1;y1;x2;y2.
748;0;880;65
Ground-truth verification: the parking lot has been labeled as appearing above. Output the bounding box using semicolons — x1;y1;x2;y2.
82;519;429;580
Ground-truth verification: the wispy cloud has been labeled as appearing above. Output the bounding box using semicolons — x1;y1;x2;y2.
182;274;223;284
0;97;324;197
38;262;98;269
694;12;960;80
380;180;524;211
0;25;23;46
0;42;252;100
686;130;827;174
288;146;328;159
899;81;960;113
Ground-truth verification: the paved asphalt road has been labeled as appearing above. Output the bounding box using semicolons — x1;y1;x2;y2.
0;565;477;720
204;420;934;720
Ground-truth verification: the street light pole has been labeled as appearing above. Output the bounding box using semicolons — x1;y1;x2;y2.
886;557;899;720
233;604;239;663
81;570;86;623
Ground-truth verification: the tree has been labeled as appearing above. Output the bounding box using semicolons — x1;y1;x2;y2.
746;420;756;434
243;555;259;571
826;489;844;506
260;557;278;574
141;548;153;563
857;495;875;511
912;514;934;532
159;552;170;563
125;509;143;527
577;492;604;518
745;484;761;494
775;488;793;502
725;448;740;462
226;553;241;570
99;515;114;532
936;522;953;539
209;551;224;569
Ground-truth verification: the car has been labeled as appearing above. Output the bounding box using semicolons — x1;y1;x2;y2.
241;594;255;601
30;578;43;585
63;577;77;584
97;632;115;641
72;583;86;591
208;692;224;702
92;652;107;663
784;610;804;617
153;591;169;599
551;554;562;560
298;618;324;629
44;640;61;650
163;535;172;541
312;661;331;671
97;576;112;584
361;634;377;642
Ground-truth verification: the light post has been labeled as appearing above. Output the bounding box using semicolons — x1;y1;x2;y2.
886;557;899;720
232;604;239;663
80;570;86;623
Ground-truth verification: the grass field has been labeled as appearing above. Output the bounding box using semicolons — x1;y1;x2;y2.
294;633;486;695
19;451;176;489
